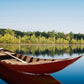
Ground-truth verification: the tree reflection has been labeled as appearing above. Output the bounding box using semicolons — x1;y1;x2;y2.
0;45;84;57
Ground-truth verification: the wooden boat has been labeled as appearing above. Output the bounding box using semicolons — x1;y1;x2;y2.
0;48;83;74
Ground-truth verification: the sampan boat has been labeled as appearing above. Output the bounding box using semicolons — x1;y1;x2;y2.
0;48;83;74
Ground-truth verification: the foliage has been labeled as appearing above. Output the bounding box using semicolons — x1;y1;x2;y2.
0;28;84;44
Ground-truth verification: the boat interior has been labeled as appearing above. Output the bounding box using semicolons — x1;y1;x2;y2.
0;49;71;65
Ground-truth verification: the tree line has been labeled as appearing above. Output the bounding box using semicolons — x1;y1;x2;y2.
0;29;84;44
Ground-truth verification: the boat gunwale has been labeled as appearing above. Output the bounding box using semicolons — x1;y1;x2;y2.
0;48;83;65
0;55;83;66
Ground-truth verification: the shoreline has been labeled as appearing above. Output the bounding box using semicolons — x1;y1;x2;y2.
0;43;84;45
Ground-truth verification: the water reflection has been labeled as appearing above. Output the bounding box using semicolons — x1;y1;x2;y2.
0;44;84;84
0;44;84;57
0;63;61;84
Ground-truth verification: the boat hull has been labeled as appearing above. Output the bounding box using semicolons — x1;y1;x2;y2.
0;56;82;74
0;62;61;84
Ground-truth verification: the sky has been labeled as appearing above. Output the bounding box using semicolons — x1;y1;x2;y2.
0;0;84;33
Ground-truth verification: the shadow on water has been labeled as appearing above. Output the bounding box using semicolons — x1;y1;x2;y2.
0;62;61;84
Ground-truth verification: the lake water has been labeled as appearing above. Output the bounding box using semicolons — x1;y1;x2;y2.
0;44;84;84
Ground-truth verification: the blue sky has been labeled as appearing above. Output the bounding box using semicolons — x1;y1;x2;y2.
0;0;84;33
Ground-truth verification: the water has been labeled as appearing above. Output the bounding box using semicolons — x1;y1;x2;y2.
0;44;84;84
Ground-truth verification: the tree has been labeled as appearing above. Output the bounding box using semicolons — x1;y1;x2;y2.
66;35;70;41
41;31;47;38
35;31;41;37
18;35;21;44
69;32;74;40
31;33;38;43
80;38;84;44
5;28;14;35
71;39;76;44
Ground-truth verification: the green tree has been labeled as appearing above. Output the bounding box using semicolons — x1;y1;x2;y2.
69;32;74;40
